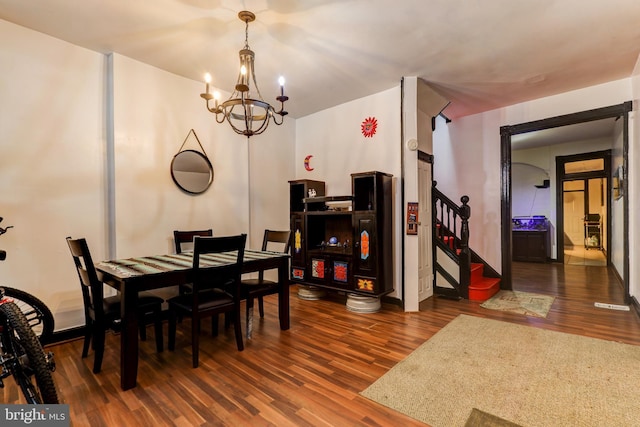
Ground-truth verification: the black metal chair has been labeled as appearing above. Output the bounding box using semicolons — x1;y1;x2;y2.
66;237;164;373
167;234;246;368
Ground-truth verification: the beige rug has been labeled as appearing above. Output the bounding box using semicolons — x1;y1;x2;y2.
361;314;640;427
464;408;523;427
480;290;554;318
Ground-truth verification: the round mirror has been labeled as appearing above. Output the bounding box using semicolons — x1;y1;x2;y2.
170;150;213;194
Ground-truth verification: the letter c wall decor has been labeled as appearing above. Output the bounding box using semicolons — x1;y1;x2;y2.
304;155;314;171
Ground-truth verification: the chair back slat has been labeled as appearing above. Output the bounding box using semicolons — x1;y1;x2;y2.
174;229;213;254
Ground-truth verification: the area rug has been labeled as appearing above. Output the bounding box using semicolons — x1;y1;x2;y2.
360;314;640;427
479;290;554;318
464;408;522;427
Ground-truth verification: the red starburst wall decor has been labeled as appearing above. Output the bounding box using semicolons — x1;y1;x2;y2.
361;116;378;138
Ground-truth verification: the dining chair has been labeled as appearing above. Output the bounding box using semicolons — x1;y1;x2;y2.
240;230;290;336
173;229;213;295
167;234;246;368
66;237;165;373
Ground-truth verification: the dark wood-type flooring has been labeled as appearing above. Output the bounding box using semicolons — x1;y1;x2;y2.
4;261;640;426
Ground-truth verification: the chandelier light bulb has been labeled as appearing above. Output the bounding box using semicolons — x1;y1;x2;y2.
240;65;247;75
204;73;212;94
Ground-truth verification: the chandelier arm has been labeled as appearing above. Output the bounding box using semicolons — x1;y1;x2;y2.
271;112;284;126
215;112;226;124
206;104;220;116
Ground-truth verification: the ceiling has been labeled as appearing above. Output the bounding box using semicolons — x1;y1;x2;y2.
1;0;640;120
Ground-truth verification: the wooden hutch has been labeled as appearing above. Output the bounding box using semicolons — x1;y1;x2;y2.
289;171;394;300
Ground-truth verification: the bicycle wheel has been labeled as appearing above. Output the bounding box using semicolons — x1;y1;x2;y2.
0;301;59;404
0;286;55;344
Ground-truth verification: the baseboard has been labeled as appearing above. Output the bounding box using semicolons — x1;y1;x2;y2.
610;265;624;289
46;326;84;347
630;296;640;321
382;295;402;308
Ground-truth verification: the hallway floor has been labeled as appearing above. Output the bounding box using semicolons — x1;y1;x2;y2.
564;245;606;266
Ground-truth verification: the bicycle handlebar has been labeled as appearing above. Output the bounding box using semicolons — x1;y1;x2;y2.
0;217;11;260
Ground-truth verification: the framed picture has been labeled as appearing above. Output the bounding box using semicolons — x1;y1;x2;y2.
613;165;624;200
406;202;419;235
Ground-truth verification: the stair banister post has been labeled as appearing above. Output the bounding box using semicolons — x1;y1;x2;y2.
459;195;471;299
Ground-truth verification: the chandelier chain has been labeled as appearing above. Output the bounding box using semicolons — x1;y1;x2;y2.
244;19;250;50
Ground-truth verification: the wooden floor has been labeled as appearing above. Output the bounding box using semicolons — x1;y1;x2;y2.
5;262;640;426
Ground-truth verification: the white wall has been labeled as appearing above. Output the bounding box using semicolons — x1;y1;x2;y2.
433;78;636;297
0;20;295;330
511;163;550;218
295;87;403;300
0;20;107;330
433;111;502;268
111;53;293;257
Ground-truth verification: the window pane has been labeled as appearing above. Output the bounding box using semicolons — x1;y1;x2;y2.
564;180;584;191
564;159;604;174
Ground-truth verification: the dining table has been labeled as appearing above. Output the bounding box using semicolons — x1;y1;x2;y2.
96;248;290;391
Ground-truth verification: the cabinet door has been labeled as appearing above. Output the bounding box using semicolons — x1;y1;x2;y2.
512;232;528;261
307;255;353;290
526;232;546;262
512;231;547;262
354;214;378;277
308;256;328;284
290;214;306;281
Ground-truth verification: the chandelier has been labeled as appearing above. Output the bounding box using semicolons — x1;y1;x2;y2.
200;11;289;138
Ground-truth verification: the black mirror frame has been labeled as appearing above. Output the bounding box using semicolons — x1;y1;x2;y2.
170;149;214;195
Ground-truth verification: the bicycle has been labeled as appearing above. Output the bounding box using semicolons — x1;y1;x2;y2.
0;218;59;404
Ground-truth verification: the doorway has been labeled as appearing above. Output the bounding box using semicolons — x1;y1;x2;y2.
418;151;434;301
557;151;610;267
562;180;607;266
500;102;631;302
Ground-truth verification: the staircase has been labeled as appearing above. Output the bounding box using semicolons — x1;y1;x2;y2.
432;182;501;301
469;262;500;301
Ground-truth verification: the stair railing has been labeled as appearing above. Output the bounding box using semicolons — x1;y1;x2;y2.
432;181;471;299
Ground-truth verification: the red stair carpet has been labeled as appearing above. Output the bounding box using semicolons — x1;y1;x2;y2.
469;263;500;301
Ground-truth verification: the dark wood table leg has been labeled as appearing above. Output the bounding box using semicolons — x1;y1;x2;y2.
120;283;139;390
278;260;290;330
